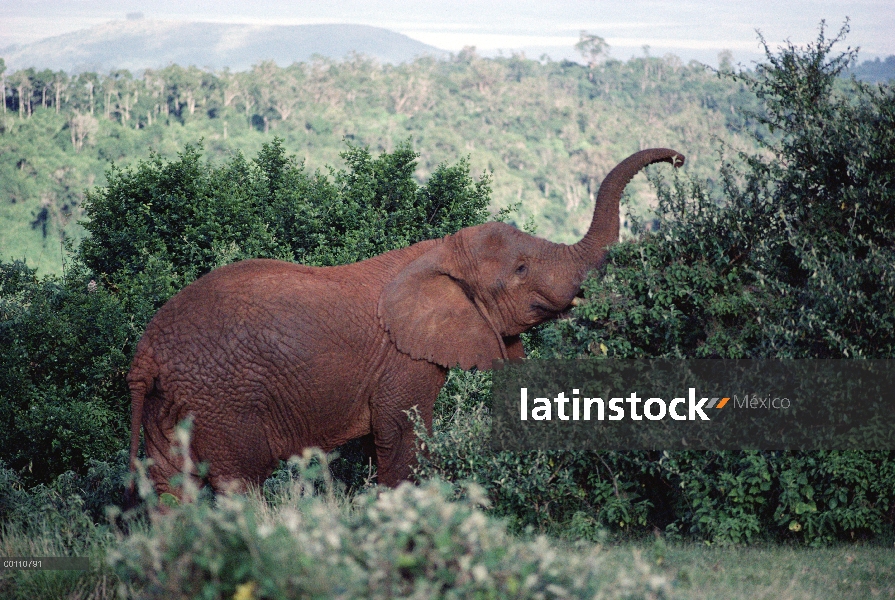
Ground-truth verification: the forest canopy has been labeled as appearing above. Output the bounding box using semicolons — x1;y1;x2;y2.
1;43;765;274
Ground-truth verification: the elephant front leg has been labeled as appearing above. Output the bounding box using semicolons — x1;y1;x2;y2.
370;367;444;486
371;407;432;486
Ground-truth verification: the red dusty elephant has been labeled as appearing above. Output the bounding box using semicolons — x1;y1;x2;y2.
126;148;684;496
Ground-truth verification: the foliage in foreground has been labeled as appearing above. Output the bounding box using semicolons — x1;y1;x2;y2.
0;442;671;600
112;468;666;599
0;457;121;599
3;445;895;599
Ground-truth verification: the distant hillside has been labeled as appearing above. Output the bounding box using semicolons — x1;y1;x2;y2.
847;55;895;83
0;49;761;275
1;20;447;73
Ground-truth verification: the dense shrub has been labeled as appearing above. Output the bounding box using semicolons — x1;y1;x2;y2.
659;450;895;544
0;261;134;482
420;387;895;545
0;457;123;599
0;452;128;528
80;138;492;288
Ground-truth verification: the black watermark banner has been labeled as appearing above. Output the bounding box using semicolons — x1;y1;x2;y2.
1;557;89;571
491;360;895;451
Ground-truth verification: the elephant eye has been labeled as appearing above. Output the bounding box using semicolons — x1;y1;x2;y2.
515;263;528;277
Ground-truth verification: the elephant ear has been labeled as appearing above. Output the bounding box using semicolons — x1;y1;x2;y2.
379;243;506;370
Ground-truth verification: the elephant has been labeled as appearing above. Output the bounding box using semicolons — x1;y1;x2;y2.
126;147;684;497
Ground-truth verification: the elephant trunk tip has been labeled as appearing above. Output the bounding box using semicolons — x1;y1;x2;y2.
573;147;685;267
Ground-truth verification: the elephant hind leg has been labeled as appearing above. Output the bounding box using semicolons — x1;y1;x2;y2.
143;412;273;499
372;425;415;486
143;424;204;501
195;418;279;494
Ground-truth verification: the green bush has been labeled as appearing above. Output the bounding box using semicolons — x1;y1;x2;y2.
80;138;491;288
0;459;122;599
0;261;133;483
419;386;895;545
109;452;671;599
657;450;895;544
0;453;128;530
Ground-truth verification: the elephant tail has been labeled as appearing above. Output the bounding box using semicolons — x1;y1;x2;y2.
124;356;156;508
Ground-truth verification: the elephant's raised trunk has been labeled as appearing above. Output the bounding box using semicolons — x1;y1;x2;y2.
571;148;684;269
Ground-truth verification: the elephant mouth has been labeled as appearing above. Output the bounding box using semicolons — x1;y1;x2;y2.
535;292;585;321
529;287;584;322
530;302;561;320
558;292;586;317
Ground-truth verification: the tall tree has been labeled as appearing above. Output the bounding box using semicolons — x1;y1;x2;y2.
109;70;135;124
35;69;54;110
248;61;277;132
68;111;99;152
575;31;609;68
235;70;256;120
269;63;303;122
142;69;166;123
10;69;33;118
218;68;242;109
53;70;68;114
101;74;117;120
0;58;6;114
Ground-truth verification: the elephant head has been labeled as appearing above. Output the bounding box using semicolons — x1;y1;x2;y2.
379;148;684;370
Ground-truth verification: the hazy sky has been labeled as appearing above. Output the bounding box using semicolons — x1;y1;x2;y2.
2;0;892;66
